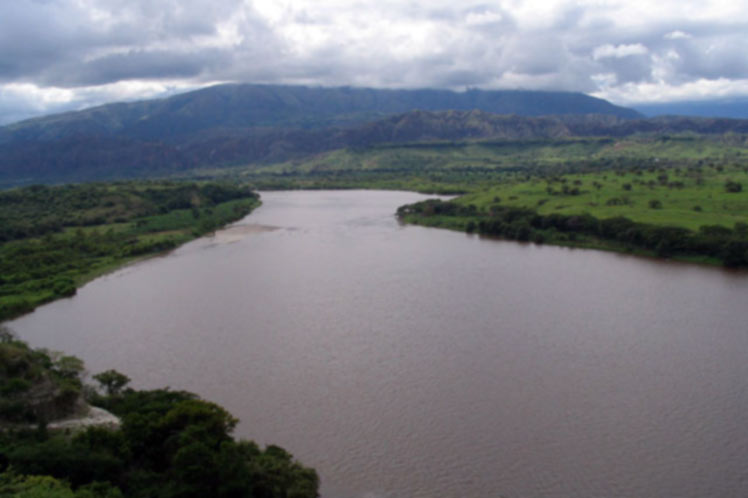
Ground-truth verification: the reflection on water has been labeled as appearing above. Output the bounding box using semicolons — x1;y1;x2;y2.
9;190;748;498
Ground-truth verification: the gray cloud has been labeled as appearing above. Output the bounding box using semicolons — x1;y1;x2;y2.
2;0;748;124
46;49;224;87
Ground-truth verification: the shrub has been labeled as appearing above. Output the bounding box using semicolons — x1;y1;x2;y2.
725;180;743;193
52;278;76;297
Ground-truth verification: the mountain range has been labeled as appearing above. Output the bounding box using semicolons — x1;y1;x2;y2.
1;84;747;186
634;97;748;119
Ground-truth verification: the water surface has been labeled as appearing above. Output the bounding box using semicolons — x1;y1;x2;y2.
10;190;748;498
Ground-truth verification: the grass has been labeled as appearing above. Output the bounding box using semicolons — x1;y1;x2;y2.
175;134;748;202
454;165;748;231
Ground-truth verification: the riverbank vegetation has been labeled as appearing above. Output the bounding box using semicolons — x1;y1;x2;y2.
397;161;748;266
0;330;319;497
0;181;260;322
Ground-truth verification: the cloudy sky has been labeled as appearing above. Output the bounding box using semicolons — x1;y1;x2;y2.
1;0;748;124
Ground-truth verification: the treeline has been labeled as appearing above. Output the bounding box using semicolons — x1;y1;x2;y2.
0;332;319;498
0;182;253;243
0;181;260;321
398;199;748;267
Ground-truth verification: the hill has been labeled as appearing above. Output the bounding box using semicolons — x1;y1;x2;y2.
3;86;748;186
0;84;643;186
635;97;748;119
0;84;641;144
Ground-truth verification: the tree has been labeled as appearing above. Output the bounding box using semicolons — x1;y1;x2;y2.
93;370;130;396
54;355;85;380
722;240;748;267
725;180;743;193
0;473;77;498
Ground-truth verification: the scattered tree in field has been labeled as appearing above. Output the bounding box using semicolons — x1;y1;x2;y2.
725;180;742;193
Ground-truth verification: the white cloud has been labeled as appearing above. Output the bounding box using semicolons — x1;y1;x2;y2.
593;43;649;60
465;11;504;26
593;77;748;105
664;30;692;40
0;80;201;125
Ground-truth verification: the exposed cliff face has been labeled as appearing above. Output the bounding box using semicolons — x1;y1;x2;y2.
0;332;121;431
21;377;83;423
45;406;121;431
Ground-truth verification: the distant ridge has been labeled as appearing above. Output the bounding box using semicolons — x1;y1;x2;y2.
0;83;641;144
635;98;748;119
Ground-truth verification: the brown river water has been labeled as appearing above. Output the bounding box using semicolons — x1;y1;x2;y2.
8;190;748;498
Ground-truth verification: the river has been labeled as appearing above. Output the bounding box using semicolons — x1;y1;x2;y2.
8;190;748;498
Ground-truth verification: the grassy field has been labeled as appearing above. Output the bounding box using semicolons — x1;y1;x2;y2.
396;158;748;267
245;135;744;174
454;163;748;231
177;134;748;201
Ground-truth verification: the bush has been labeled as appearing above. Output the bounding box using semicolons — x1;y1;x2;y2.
722;240;748;267
725;180;743;193
52;279;76;297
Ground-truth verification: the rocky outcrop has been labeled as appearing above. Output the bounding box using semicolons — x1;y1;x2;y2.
46;405;121;431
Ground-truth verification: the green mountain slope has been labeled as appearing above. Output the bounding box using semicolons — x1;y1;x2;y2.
0;84;641;144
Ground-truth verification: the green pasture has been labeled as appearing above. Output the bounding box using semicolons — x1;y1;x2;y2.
455;164;748;231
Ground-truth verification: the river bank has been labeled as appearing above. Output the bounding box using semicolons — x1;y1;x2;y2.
397;197;748;268
0;182;261;322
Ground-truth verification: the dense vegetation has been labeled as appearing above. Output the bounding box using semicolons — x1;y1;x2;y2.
0;181;260;321
0;328;84;424
0;332;319;498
